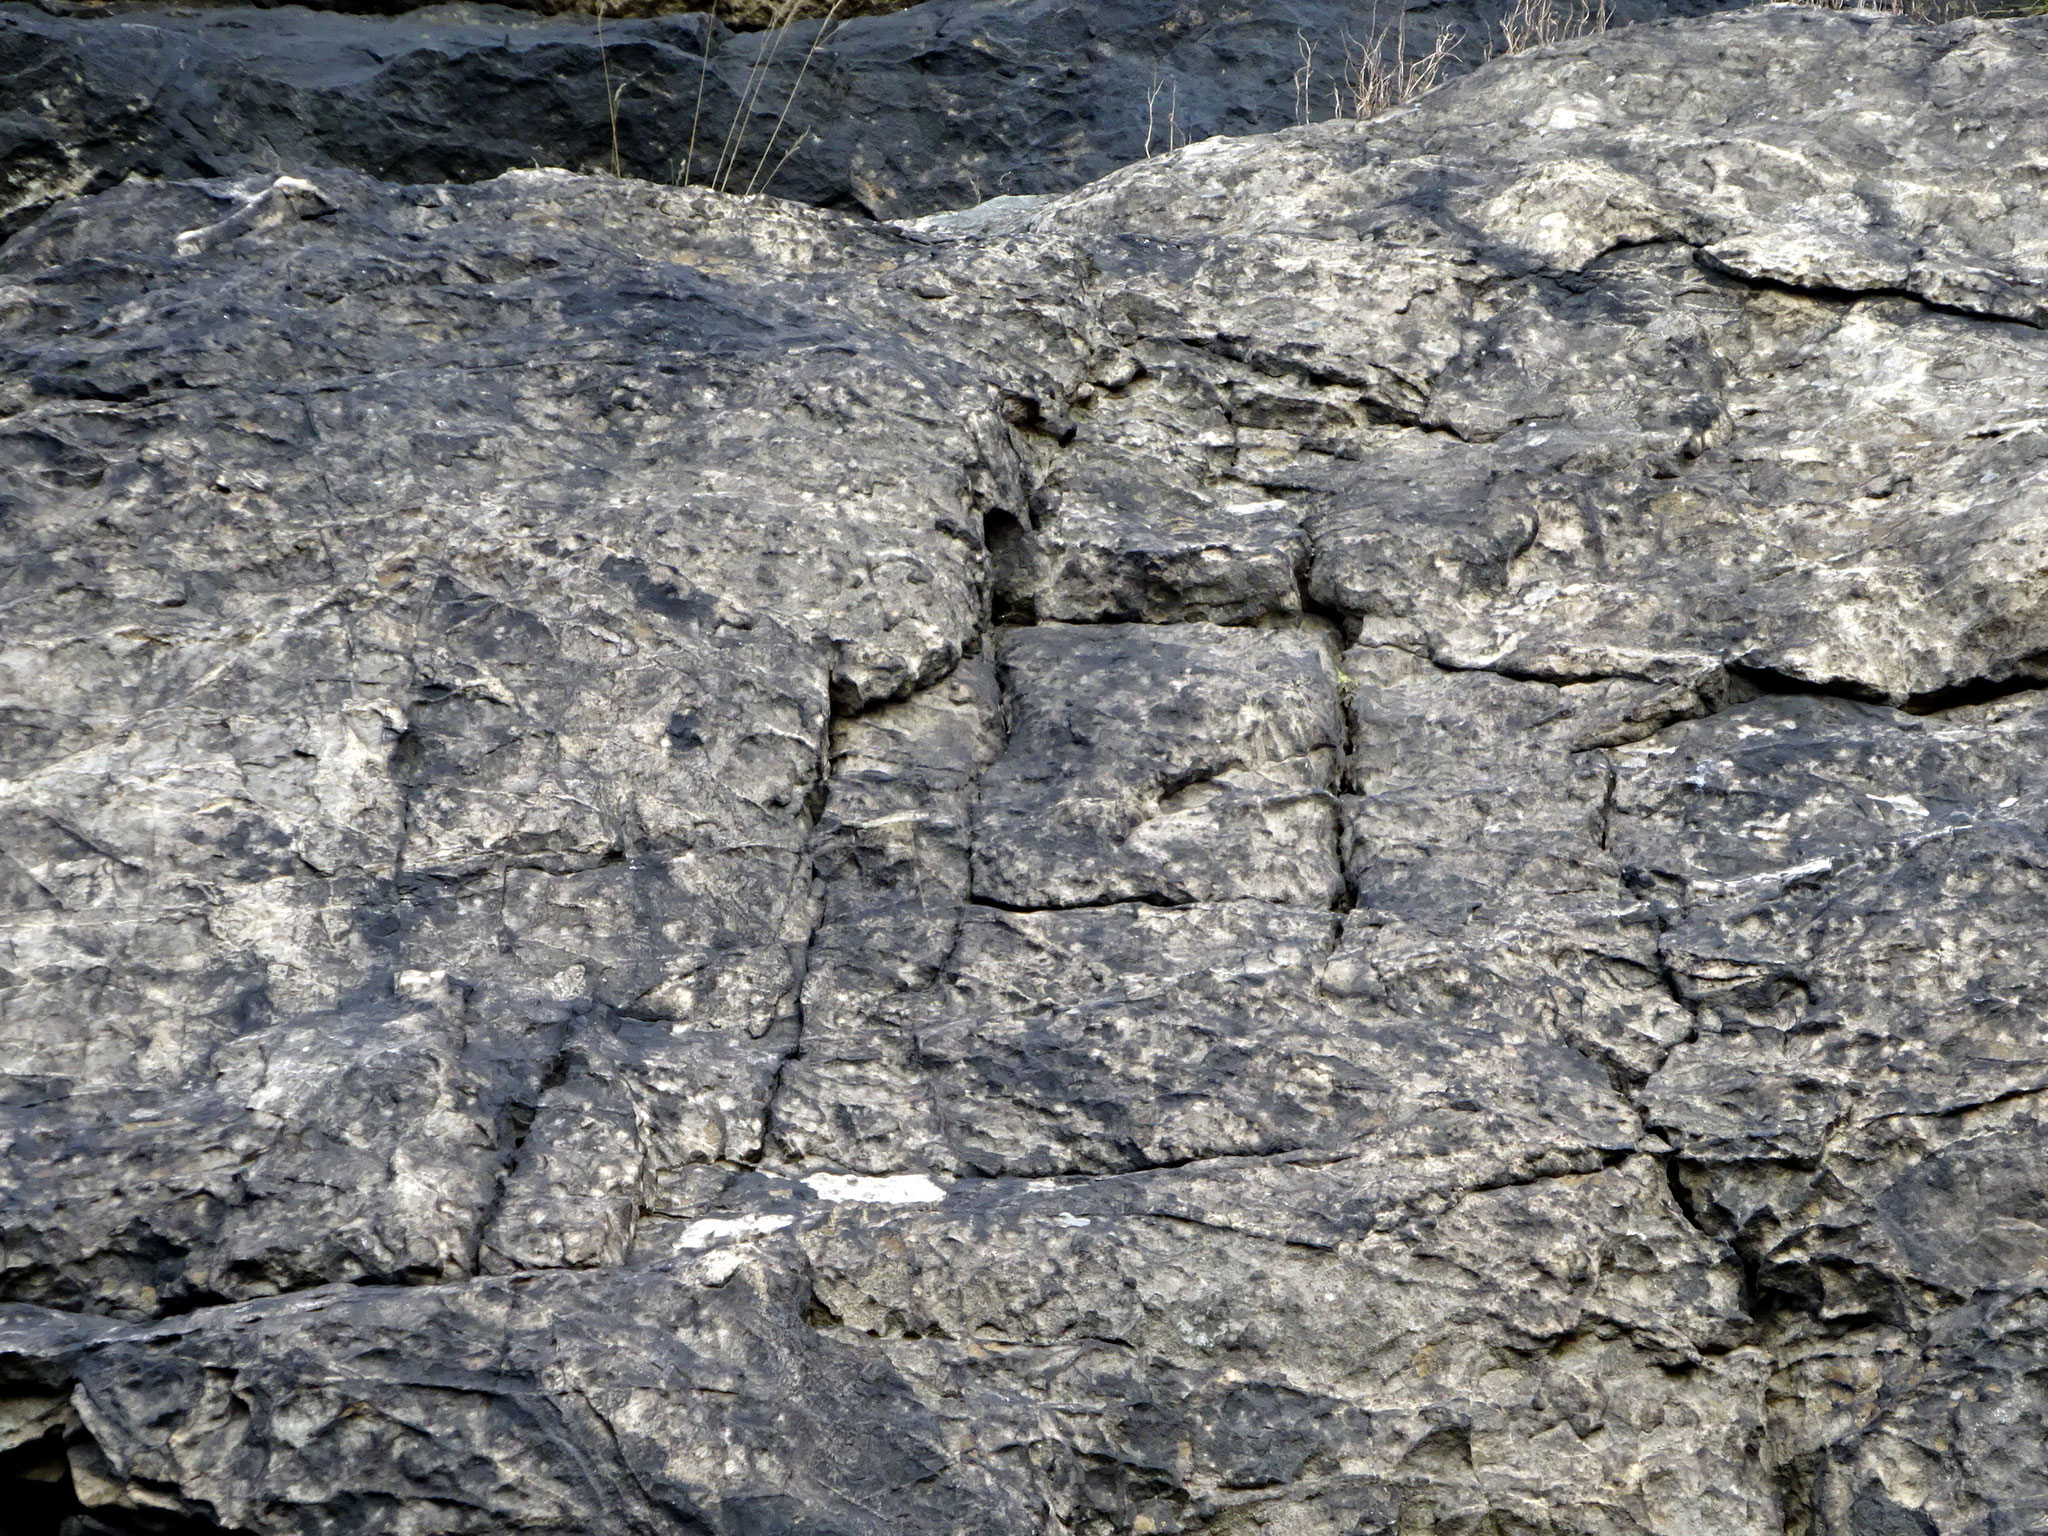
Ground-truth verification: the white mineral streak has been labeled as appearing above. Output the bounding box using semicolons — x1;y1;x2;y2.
802;1174;948;1205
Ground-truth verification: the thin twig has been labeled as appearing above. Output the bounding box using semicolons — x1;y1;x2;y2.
746;0;843;197
683;6;717;185
1346;17;1459;119
761;127;816;197
597;1;622;177
1293;31;1316;125
711;20;774;193
715;0;807;193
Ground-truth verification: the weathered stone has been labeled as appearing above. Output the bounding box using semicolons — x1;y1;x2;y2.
0;166;1027;1317
3;8;2048;1536
0;0;1750;231
971;621;1345;909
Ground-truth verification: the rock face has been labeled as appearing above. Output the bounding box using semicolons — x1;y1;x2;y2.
3;5;2048;1535
36;0;898;20
0;0;1746;232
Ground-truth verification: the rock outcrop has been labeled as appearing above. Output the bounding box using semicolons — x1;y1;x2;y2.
3;5;2048;1535
33;0;890;20
1;0;1745;232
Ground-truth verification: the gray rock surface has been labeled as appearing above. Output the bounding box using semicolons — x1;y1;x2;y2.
0;0;1746;232
4;6;2048;1535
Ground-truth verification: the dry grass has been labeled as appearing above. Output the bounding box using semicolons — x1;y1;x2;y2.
1489;0;1613;56
1342;20;1462;117
592;0;846;195
1289;0;1611;128
1146;74;1185;158
1286;0;2031;133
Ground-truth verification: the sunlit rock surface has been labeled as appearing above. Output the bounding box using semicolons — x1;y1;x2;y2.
3;7;2048;1534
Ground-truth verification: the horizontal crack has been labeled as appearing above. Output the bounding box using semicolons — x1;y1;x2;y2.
1694;246;2045;331
963;890;1196;914
1735;658;2048;716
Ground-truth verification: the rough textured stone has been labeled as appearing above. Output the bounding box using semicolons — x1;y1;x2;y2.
39;0;915;20
0;0;1748;232
4;7;2048;1536
0;166;1029;1320
971;621;1344;908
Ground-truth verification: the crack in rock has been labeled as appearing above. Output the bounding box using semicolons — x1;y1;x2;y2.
3;7;2047;1534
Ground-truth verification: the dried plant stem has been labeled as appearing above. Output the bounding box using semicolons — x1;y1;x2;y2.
746;0;843;196
683;7;717;186
714;0;807;192
1489;0;1610;59
761;127;817;195
1294;31;1318;125
597;1;622;176
1345;17;1460;118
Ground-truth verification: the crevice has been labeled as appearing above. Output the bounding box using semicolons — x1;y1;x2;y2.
1655;1152;1788;1353
1295;582;1361;652
2;1430;240;1536
931;1146;1361;1197
1464;1145;1636;1197
1725;662;1892;708
1594;754;1619;853
801;1287;845;1330
509;1033;577;1161
1901;668;2048;715
1659;1153;1711;1242
1134;1210;1339;1253
1867;1079;2048;1127
944;1141;1639;1201
465;1019;582;1267
150;1288;237;1321
750;1014;808;1171
1641;904;1694;1017
962;890;1195;914
982;503;1038;626
744;760;834;1173
1430;653;1693;690
1693;247;2045;332
1730;659;2048;717
1176;335;1465;439
1411;641;2048;742
1319;591;1361;917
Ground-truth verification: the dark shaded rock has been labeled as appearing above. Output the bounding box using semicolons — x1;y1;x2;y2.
75;0;925;22
0;0;1749;233
7;1252;1039;1536
4;7;2048;1536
